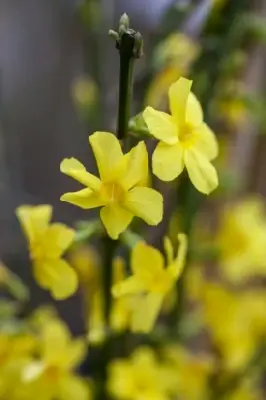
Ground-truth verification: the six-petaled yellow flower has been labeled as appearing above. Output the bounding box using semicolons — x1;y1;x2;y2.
21;319;90;400
216;198;266;283
16;205;77;300
60;132;163;239
112;234;187;332
143;77;219;194
108;347;175;400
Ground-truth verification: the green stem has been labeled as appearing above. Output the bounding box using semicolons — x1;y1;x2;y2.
117;33;136;140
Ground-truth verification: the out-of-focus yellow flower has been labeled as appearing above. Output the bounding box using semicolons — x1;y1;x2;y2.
69;244;100;288
21;319;90;400
216;198;266;282
112;234;187;333
164;345;214;400
0;333;36;399
72;76;98;109
145;66;181;109
108;347;175;400
219;97;248;129
153;33;200;71
88;257;132;344
60;132;163;239
241;290;266;338
227;377;262;400
143;77;219;194
16;205;77;300
201;282;259;372
146;33;199;109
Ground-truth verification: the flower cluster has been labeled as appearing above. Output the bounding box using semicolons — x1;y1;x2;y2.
0;309;90;400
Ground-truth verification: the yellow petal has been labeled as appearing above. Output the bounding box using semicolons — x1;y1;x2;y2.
124;187;163;226
44;223;75;257
22;362;46;382
34;259;78;300
112;276;145;297
131;293;164;333
113;256;126;284
184;149;218;194
121;141;149;190
131;242;164;278
16;205;52;243
100;205;133;240
163;237;174;265
60;158;101;191
186;92;203;126
59;375;91;400
143;107;178;145
168;233;188;278
194;123;219;160
64;338;86;369
89;131;123;181
61;188;104;209
152;141;184;181
169;77;192;125
41;319;71;361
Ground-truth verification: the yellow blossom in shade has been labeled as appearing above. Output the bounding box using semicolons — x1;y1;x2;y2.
153;33;200;71
145;66;181;109
200;282;259;372
69;244;100;288
143;77;219;194
16;205;77;300
20;319;90;400
112;234;187;333
227;377;262;400
60;132;163;239
219;97;248;129
216;198;266;283
108;347;175;400
163;345;214;400
0;333;37;399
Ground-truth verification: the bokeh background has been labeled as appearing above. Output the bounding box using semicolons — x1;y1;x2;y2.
1;0;266;332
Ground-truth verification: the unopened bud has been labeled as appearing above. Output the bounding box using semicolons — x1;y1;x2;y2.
119;13;130;34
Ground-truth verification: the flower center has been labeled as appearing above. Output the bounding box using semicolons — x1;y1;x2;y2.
100;182;125;204
150;270;174;293
179;122;195;145
45;365;61;382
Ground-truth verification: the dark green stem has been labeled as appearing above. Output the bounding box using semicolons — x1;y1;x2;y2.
117;33;135;140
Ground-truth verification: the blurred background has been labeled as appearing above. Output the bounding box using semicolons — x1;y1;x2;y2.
1;0;266;330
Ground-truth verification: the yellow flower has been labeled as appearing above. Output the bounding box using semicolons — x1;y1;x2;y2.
164;345;214;400
216;198;266;282
112;234;187;333
108;347;174;400
201;282;258;372
69;244;100;287
143;77;219;194
60;132;163;239
21;319;90;400
16;205;77;300
227;377;261;400
219;97;248;129
153;33;199;71
72;76;98;108
145;66;181;109
0;333;36;399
